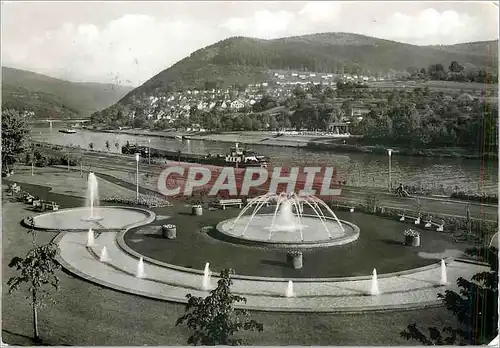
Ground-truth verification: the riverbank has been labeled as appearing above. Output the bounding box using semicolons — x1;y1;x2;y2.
29;141;499;203
91;128;496;160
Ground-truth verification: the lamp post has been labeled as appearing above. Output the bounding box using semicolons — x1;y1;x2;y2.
135;153;140;202
387;149;393;192
148;139;151;164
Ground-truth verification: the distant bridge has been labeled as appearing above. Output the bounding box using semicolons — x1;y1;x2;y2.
28;119;91;125
37;119;91;123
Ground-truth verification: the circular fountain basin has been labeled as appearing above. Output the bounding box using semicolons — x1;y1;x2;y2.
216;214;360;249
29;206;155;231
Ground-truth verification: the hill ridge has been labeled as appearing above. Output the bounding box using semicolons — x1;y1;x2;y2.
117;32;497;105
2;66;134;119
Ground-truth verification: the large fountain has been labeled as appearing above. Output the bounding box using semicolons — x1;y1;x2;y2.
29;172;155;231
216;193;360;249
84;172;101;221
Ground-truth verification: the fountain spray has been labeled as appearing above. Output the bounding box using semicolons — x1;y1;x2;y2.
100;246;109;262
285;280;295;297
136;257;145;278
202;263;211;290
86;228;95;247
86;172;99;220
440;259;448;285
370;269;380;296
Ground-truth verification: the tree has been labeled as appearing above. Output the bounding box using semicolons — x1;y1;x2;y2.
89;142;94;151
449;61;464;73
241;115;253;130
7;226;61;343
176;269;263;346
115;141;120;152
105;140;110;152
1;109;30;172
401;246;498;345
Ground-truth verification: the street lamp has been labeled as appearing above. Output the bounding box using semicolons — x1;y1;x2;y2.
148;139;151;164
387;149;393;192
135;153;140;202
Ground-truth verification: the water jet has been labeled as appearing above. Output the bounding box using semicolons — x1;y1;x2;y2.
440;259;447;285
136;257;145;278
84;172;102;221
370;269;380;295
285;280;295;297
100;246;109;262
86;228;94;247
202;263;211;290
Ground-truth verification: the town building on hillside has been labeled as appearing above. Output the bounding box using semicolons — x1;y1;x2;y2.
327;121;350;134
230;100;245;109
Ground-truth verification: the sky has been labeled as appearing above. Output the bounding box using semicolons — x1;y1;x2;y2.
2;1;498;86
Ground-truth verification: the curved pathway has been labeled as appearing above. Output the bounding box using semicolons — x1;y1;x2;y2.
55;229;487;313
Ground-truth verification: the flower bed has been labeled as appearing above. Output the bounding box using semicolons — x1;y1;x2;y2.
103;194;172;208
451;191;498;204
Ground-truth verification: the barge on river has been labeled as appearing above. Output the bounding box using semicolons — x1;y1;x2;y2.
122;142;268;168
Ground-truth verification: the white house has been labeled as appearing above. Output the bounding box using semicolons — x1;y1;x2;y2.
230;100;245;109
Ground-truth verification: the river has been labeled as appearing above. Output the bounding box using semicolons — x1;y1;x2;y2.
30;126;498;195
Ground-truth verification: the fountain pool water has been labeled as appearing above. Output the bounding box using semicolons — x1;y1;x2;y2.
202;263;211;290
370;269;380;295
440;260;448;285
136;257;145;278
216;192;360;249
285;280;295;297
85;172;101;221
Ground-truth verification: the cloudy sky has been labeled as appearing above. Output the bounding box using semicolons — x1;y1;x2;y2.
2;1;498;86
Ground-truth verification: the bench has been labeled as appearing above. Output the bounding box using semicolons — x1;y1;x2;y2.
35;201;59;212
399;214;444;231
424;217;445;232
217;198;243;210
8;183;21;194
399;214;421;224
32;199;42;207
23;193;35;203
332;202;355;213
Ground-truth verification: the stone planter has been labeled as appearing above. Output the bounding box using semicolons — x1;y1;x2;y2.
192;205;203;216
405;235;420;247
287;252;303;269
162;224;177;239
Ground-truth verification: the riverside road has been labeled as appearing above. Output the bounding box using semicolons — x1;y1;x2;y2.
41;145;498;222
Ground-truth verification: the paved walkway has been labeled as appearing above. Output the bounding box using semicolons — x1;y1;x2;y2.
55;230;487;313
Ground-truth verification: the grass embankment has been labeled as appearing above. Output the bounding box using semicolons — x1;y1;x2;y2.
2;167;460;345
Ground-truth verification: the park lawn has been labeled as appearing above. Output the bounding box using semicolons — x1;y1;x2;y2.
2;173;461;346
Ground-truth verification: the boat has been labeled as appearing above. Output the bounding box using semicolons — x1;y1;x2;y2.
122;141;268;168
59;129;77;134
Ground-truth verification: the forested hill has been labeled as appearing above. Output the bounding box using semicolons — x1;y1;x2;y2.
2;67;134;119
119;32;498;101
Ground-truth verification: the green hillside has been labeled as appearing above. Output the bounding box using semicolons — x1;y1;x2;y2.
120;32;498;102
2;67;134;119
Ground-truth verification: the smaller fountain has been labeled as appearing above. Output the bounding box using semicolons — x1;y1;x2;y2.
202;263;211;290
285;280;295;297
370;269;380;296
86;228;95;247
440;259;448;285
136;257;145;278
100;246;109;262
